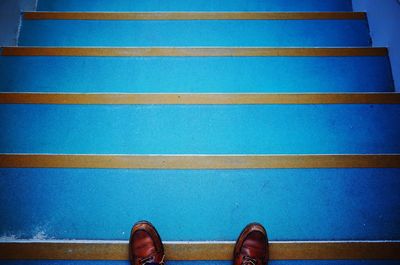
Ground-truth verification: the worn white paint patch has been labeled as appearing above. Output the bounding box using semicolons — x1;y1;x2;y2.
0;234;18;241
0;224;54;241
32;230;48;240
15;12;23;46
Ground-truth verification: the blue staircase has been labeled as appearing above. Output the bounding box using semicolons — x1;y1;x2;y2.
0;0;399;264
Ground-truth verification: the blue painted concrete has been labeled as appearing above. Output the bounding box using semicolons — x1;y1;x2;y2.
36;0;353;12
0;0;399;255
353;0;400;91
18;19;371;47
1;261;400;265
0;56;394;92
1;168;399;240
1;104;400;154
0;0;36;46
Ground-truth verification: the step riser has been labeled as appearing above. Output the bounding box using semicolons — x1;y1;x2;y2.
1;104;399;154
19;19;370;47
1;169;399;240
37;0;353;12
0;56;393;93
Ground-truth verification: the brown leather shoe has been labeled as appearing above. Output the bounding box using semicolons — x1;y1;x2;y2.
129;221;165;265
234;223;269;265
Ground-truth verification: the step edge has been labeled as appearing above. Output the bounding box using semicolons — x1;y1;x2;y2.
23;11;367;20
1;93;400;104
2;239;399;244
1;47;388;57
1;240;399;260
1;154;399;169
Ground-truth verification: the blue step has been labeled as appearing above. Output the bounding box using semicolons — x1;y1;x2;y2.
1;168;399;240
1;104;400;154
0;55;393;93
36;0;353;12
18;17;371;47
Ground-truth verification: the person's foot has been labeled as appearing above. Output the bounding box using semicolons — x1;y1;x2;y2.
234;223;269;265
129;221;165;265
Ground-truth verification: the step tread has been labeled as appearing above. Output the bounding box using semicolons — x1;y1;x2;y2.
1;104;399;154
1;168;399;240
36;0;354;12
1;53;392;93
19;17;371;47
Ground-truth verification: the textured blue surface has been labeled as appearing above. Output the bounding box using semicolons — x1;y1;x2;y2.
1;104;400;154
37;0;353;12
0;56;394;92
18;19;371;47
1;168;399;240
1;261;400;265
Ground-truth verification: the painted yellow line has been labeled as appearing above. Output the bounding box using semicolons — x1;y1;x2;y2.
1;47;388;57
0;241;399;260
23;12;366;20
0;154;399;169
1;93;400;104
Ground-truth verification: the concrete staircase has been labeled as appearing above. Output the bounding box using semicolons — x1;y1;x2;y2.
0;0;399;264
